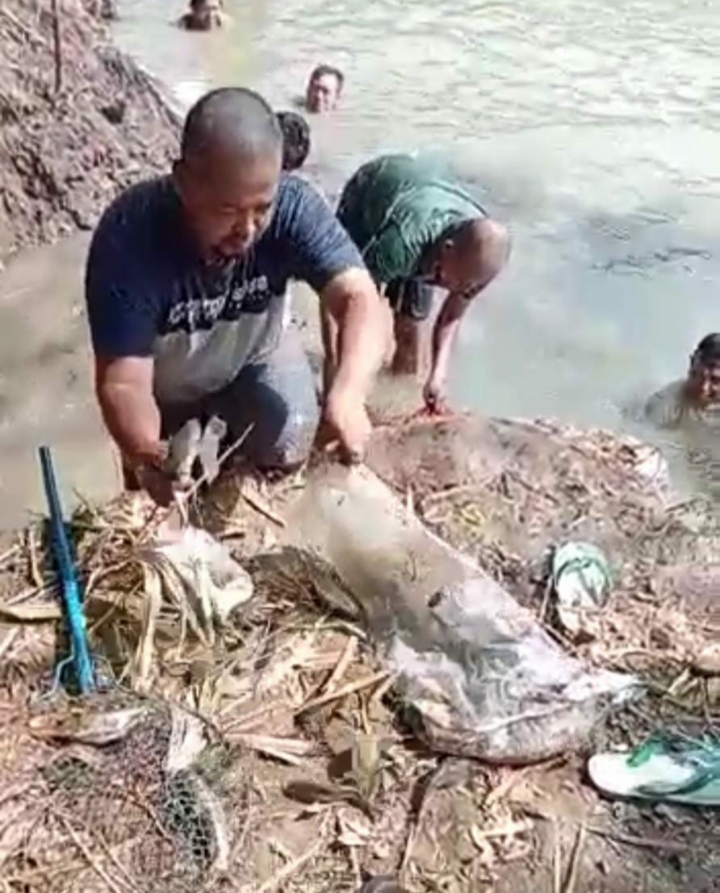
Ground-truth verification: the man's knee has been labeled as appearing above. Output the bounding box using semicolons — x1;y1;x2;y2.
258;392;319;470
227;340;320;471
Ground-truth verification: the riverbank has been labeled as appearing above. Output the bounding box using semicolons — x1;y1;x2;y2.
0;0;180;260
0;9;717;890
0;416;717;893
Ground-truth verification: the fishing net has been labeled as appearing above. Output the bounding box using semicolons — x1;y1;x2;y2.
0;692;248;893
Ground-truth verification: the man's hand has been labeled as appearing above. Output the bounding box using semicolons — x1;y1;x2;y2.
131;441;183;507
323;384;372;464
422;374;451;416
137;463;179;507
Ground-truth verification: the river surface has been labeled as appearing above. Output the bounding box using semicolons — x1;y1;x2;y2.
0;0;718;526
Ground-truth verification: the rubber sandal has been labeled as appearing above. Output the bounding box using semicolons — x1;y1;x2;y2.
588;735;720;806
552;542;611;637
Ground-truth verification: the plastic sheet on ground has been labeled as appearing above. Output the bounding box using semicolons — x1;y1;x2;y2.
285;463;639;764
127;524;254;692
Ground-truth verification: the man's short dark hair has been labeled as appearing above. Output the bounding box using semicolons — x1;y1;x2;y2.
309;64;344;91
694;333;720;365
181;87;282;163
276;111;311;171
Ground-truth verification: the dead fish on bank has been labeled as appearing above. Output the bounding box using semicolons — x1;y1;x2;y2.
29;706;147;745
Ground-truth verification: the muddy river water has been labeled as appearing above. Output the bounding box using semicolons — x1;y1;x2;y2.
0;0;718;526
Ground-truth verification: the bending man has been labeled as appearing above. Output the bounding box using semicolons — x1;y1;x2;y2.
86;88;384;505
335;154;510;411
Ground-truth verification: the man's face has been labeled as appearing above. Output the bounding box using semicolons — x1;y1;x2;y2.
306;73;340;113
687;356;720;407
174;150;281;261
434;244;485;298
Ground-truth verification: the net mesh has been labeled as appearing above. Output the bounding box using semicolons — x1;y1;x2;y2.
0;692;247;893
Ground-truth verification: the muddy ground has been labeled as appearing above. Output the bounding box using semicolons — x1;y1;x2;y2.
0;0;180;260
0;418;717;893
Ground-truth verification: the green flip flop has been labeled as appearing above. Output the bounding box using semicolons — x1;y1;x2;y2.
588;735;720;807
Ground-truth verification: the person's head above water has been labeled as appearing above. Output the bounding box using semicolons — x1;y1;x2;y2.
173;87;282;262
686;333;720;408
425;217;511;297
180;0;222;31
276;111;311;171
305;64;344;113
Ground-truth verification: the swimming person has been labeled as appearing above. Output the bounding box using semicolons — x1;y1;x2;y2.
178;0;224;31
85;88;385;506
645;334;720;428
335;154;510;412
305;65;344;114
276;111;311;172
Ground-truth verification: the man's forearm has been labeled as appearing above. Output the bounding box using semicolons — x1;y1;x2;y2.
325;276;384;402
98;382;163;465
430;294;464;386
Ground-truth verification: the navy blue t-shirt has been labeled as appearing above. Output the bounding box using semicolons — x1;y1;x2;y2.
85;174;362;404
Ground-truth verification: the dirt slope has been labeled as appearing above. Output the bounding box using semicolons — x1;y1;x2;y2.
0;0;180;259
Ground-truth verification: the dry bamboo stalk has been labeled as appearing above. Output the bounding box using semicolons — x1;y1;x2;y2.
57;814;126;893
241;485;287;527
296;670;391;714
563;823;586;893
26;529;43;589
50;0;62;93
323;635;358;693
251;823;328;893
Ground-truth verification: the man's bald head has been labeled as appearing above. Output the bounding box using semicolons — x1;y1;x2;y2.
437;216;510;296
181;87;282;166
175;88;284;261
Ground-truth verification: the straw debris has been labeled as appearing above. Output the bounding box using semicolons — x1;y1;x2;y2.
0;418;718;892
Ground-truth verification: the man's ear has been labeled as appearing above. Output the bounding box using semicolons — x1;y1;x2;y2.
440;237;455;260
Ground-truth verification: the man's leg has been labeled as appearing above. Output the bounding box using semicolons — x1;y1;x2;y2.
385;279;435;376
212;326;320;472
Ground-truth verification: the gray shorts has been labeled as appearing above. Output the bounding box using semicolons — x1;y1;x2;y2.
385;278;435;321
159;327;319;471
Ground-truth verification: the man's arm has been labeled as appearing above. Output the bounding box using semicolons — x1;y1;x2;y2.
321;267;385;403
425;291;469;411
425;221;510;410
85;186;168;488
95;354;182;505
286;179;386;459
95;355;164;466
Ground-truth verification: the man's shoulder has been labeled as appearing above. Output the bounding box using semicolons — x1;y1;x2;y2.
92;176;176;246
644;379;687;428
275;172;327;208
271;174;332;231
87;176;178;289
